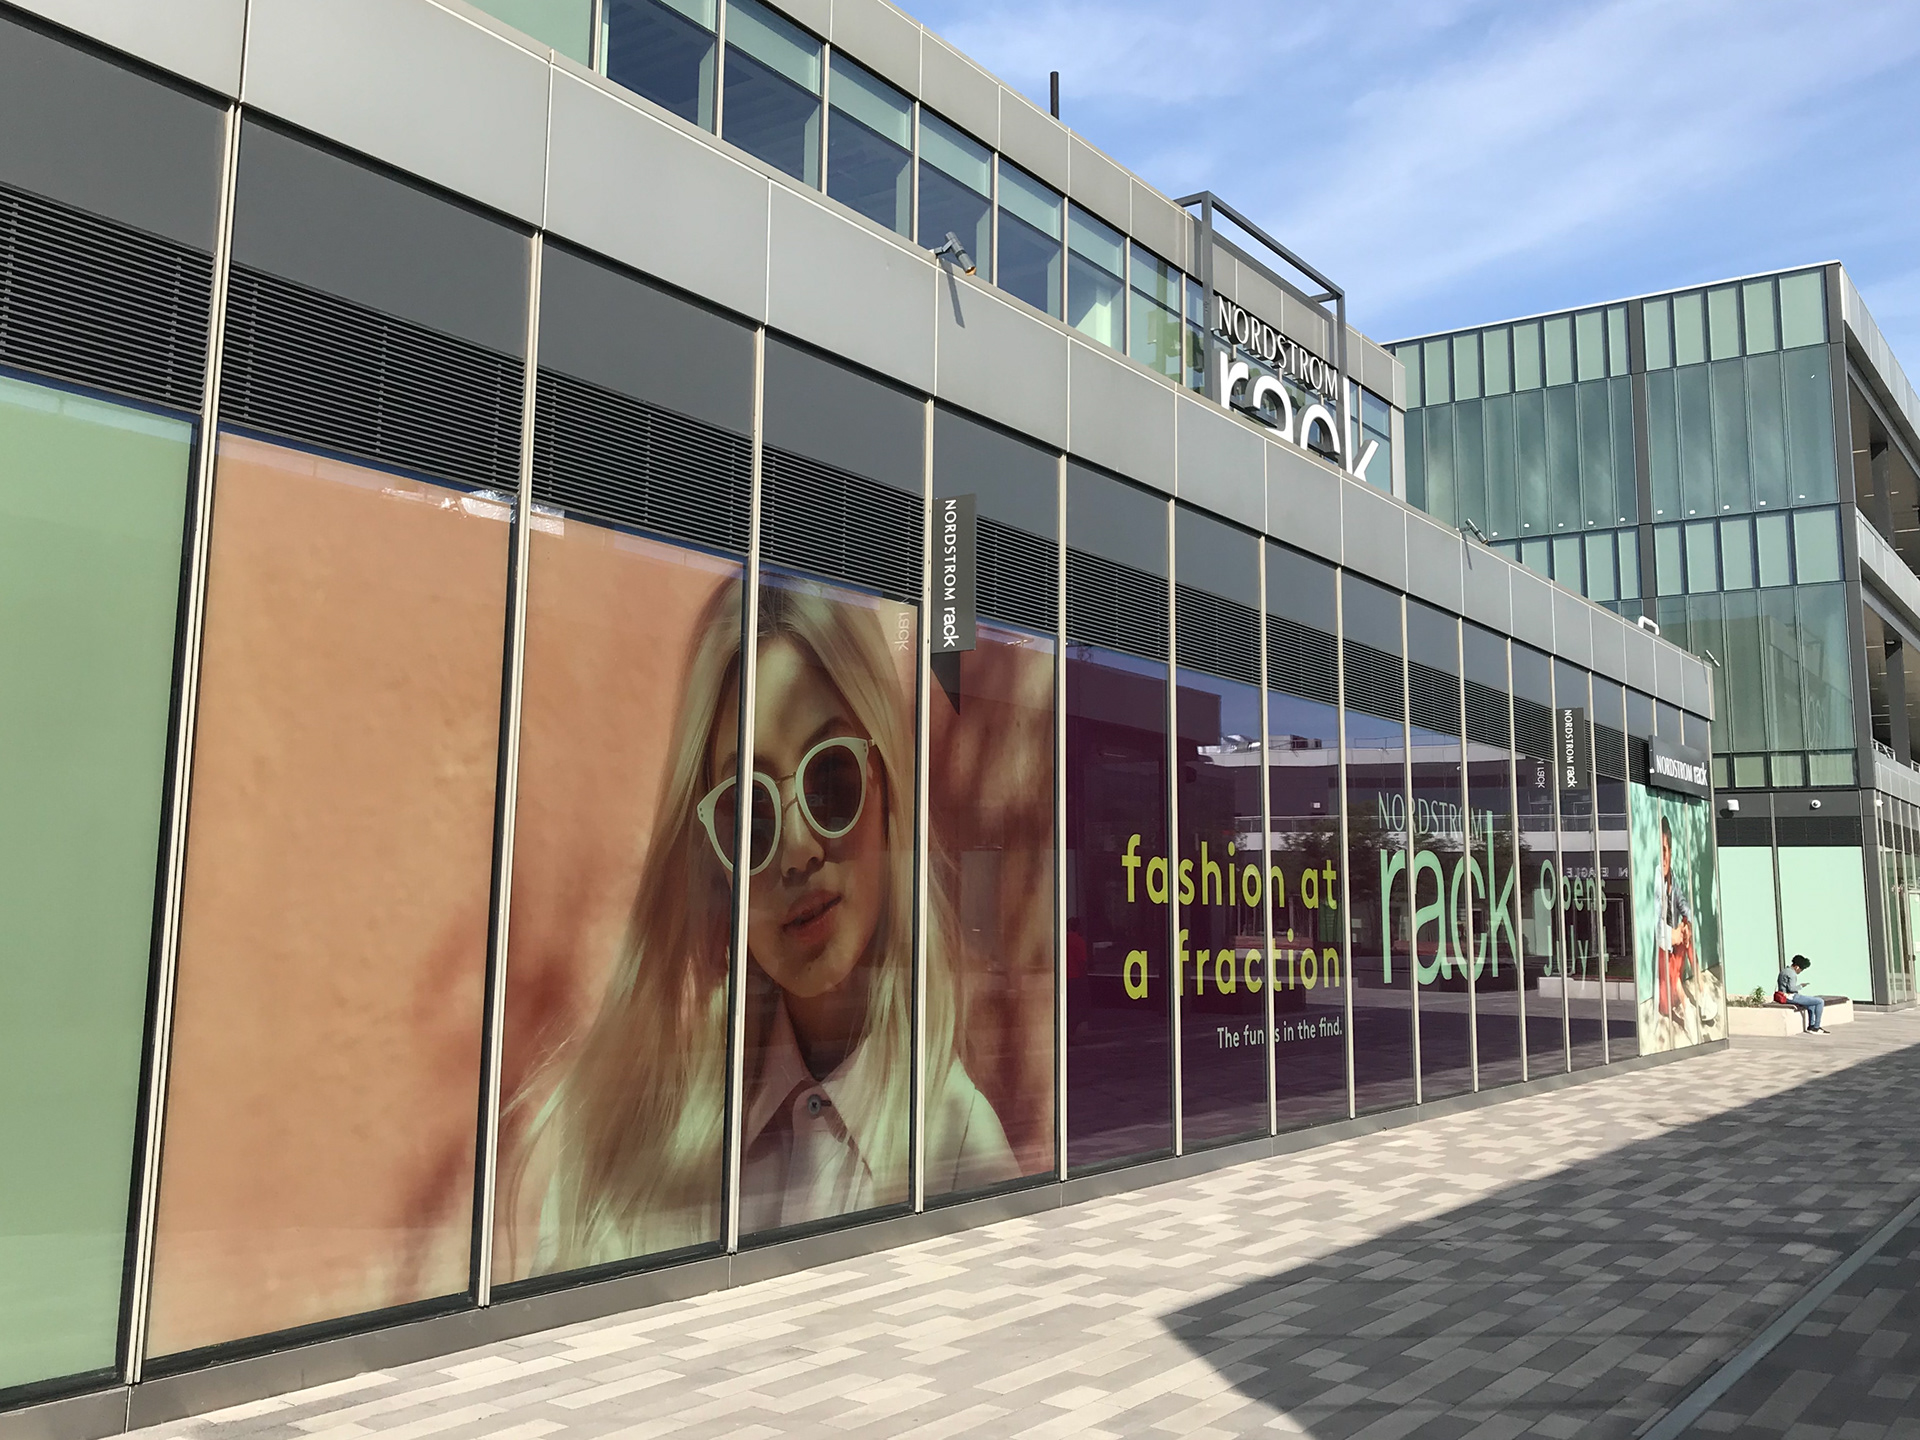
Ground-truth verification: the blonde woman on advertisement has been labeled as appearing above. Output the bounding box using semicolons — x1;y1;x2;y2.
506;575;1016;1275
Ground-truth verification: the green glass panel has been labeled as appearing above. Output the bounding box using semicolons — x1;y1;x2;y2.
1785;346;1836;502
1673;292;1706;367
1425;402;1456;525
1521;538;1552;575
1398;345;1422;409
1618;529;1640;599
474;0;594;62
919;111;989;193
1754;511;1791;586
1647;368;1679;519
1513;321;1542;391
1552;533;1582;589
1544;315;1573;387
1609;377;1636;524
1761;587;1804;749
1404;411;1426;510
1792;506;1842;583
1779;269;1827;349
0;374;191;1390
1644;298;1672;370
1577;380;1613;528
1585;532;1617;601
1653;523;1683;595
1452;332;1480;400
1684;519;1718;594
998;161;1060;237
1607;306;1629;377
1778;847;1871;1000
728;0;821;92
1771;753;1807;788
1483;327;1511;395
1546;384;1579;531
1483;393;1517;537
1721;588;1765;752
1515;389;1547;533
1743;279;1778;354
1808;752;1854;786
1423;338;1450;406
1710;358;1751;513
1719;516;1754;589
1732;754;1767;787
1717;846;1779;998
830;52;910;146
1707;285;1740;360
1454;398;1485;533
1746;351;1788;509
1575;310;1604;382
1676;364;1714;517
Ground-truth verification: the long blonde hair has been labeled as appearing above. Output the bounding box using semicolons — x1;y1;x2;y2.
512;572;959;1270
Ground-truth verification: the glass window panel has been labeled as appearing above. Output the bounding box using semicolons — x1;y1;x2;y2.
1579;379;1614;528
1483;393;1517;537
1186;276;1206;393
1673;291;1706;367
1786;346;1837;502
1761;588;1805;750
722;0;822;186
1707;285;1740;360
1743;279;1778;353
1755;511;1791;586
605;0;718;129
1797;584;1854;751
1779;269;1827;348
826;54;911;235
1732;753;1767;788
1521;537;1552;576
1555;663;1604;1072
1654;523;1684;594
0;375;192;1389
1553;533;1583;589
1409;622;1471;1102
1677;364;1714;516
1398;345;1422;407
1644;297;1672;370
1451;398;1484;528
477;0;593;62
149;436;509;1355
1543;314;1573;387
1423;338;1450;406
1511;647;1563;1077
1647;369;1678;518
1618;529;1641;599
1747;351;1788;509
928;621;1057;1199
1546;386;1579;531
1463;627;1522;1088
1066;205;1124;348
1424;398;1456;525
1130;248;1182;382
1404;410;1426;510
996;163;1062;317
1719;516;1755;589
1771;752;1807;788
1792;506;1842;583
1514;320;1542;391
1575;310;1604;382
1710;359;1752;513
1610;377;1636;524
1585;532;1617;602
1684;519;1718;594
1722;589;1765;753
1452;332;1480;400
1515;390;1547;534
917;112;991;278
493;525;742;1283
1483;328;1511;395
1607;306;1630;377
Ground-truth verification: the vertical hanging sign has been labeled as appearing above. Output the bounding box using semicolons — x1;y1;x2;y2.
935;493;976;652
1558;706;1590;792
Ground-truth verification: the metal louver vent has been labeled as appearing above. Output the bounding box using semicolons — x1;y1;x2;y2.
1175;583;1258;687
1513;697;1554;762
1342;640;1402;725
1464;678;1510;748
221;265;523;488
1594;723;1627;780
760;446;923;601
1628;736;1649;784
1774;814;1860;847
1407;661;1460;737
533;369;750;553
1717;815;1773;847
977;515;1055;633
0;180;210;410
1066;547;1166;661
1267;615;1336;707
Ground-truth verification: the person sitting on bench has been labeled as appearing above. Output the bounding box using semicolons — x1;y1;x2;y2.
1777;955;1827;1033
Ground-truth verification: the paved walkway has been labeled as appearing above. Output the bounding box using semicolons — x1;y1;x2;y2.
147;1013;1920;1440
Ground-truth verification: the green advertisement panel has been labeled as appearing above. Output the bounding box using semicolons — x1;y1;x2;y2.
0;372;192;1393
1628;782;1725;1054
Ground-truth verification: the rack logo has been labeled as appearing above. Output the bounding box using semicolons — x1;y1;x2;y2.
1647;736;1711;798
1211;295;1379;484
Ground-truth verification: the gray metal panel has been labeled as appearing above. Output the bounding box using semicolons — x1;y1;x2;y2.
1069;343;1176;494
1404;512;1464;615
1460;545;1511;633
1551;590;1593;669
547;71;771;323
6;0;245;97
1281;293;1329;360
1067;136;1129;230
767;185;935;394
998;89;1068;192
1653;639;1685;708
244;0;549;228
1360;339;1394;400
1589;609;1627;684
1266;441;1341;564
1389;350;1407;409
1507;567;1555;652
919;33;997;145
780;0;831;38
1624;624;1659;694
829;0;920;93
1683;657;1713;719
539;243;754;434
0;10;225;249
763;336;923;493
1128;182;1184;267
934;280;1068;447
1340;482;1408;593
1173;395;1262;530
233;120;529;355
1067;462;1165;575
933;405;1057;538
1175;504;1259;607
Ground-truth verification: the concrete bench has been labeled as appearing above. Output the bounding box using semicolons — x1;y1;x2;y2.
1728;996;1855;1036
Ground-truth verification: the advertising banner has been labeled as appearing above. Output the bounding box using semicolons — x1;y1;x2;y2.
1629;782;1724;1053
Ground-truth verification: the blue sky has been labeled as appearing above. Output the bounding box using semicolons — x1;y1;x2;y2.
904;0;1920;362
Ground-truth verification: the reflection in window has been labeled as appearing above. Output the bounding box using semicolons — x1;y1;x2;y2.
997;162;1062;317
1464;624;1524;1088
722;0;822;187
1185;275;1207;392
1408;603;1471;1103
826;53;911;235
605;0;717;130
1067;205;1123;348
475;0;592;62
1130;247;1182;381
917;112;991;279
1512;645;1564;1079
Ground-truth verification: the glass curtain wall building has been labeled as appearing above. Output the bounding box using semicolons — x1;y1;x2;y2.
0;0;1721;1429
1398;264;1920;1008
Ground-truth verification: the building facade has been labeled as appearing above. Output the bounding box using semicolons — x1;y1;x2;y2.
0;0;1721;1434
1395;265;1920;1010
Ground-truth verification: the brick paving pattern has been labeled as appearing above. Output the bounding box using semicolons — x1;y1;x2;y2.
140;1013;1920;1440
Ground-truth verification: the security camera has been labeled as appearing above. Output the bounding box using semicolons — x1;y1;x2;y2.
930;231;976;275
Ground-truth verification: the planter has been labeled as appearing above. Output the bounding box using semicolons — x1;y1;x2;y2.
1728;997;1855;1036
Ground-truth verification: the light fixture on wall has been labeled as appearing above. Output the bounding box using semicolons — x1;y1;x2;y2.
1810;798;1823;810
930;231;976;275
